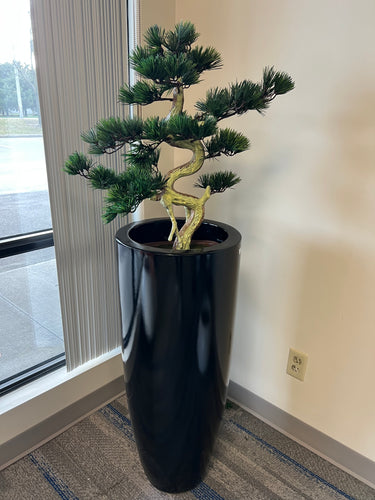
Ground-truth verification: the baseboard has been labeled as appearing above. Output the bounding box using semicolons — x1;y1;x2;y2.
0;376;124;470
228;380;375;489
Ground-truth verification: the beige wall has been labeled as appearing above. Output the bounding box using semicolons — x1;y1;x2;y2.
141;0;375;461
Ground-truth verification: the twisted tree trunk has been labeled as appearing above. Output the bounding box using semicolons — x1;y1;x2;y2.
161;86;211;250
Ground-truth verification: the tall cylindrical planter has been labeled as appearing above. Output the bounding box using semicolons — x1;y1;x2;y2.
116;218;241;493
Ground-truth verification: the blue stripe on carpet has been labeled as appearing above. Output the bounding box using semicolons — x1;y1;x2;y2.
99;403;135;442
229;419;356;500
29;453;79;500
192;481;226;500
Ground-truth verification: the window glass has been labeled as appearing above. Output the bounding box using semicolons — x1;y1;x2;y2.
0;1;51;238
0;248;64;382
0;1;64;391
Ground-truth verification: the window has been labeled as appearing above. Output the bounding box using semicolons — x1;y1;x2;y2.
0;0;65;395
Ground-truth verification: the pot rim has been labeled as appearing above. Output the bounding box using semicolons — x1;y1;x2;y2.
116;218;241;256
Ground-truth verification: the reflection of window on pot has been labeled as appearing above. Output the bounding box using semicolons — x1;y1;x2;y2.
64;21;294;493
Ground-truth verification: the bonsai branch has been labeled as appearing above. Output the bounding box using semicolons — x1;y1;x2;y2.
167;84;184;119
161;139;210;250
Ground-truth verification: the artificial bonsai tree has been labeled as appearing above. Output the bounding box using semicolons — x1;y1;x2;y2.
64;21;294;250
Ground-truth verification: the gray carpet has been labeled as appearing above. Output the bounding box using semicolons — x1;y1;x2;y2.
1;396;374;499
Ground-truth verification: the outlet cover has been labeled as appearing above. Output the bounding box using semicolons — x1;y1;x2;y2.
287;348;308;381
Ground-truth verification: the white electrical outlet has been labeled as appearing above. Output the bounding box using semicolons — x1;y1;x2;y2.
286;348;308;381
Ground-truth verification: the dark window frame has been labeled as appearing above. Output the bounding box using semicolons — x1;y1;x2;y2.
0;229;66;396
0;353;66;397
0;229;54;258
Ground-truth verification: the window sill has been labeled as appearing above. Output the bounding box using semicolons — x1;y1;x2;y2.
0;347;123;469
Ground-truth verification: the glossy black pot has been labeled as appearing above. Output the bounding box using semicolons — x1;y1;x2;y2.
116;218;241;493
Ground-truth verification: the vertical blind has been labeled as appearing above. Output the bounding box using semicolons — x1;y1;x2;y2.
30;0;129;370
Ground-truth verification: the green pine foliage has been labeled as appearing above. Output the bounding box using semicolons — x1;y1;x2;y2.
102;167;165;222
63;151;94;176
64;150;166;222
64;21;294;243
88;165;118;189
204;129;250;158
195;171;241;193
164;21;199;52
119;22;222;105
166;113;217;141
124;143;160;170
80;117;144;155
195;67;294;120
119;81;167;105
142;116;169;142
